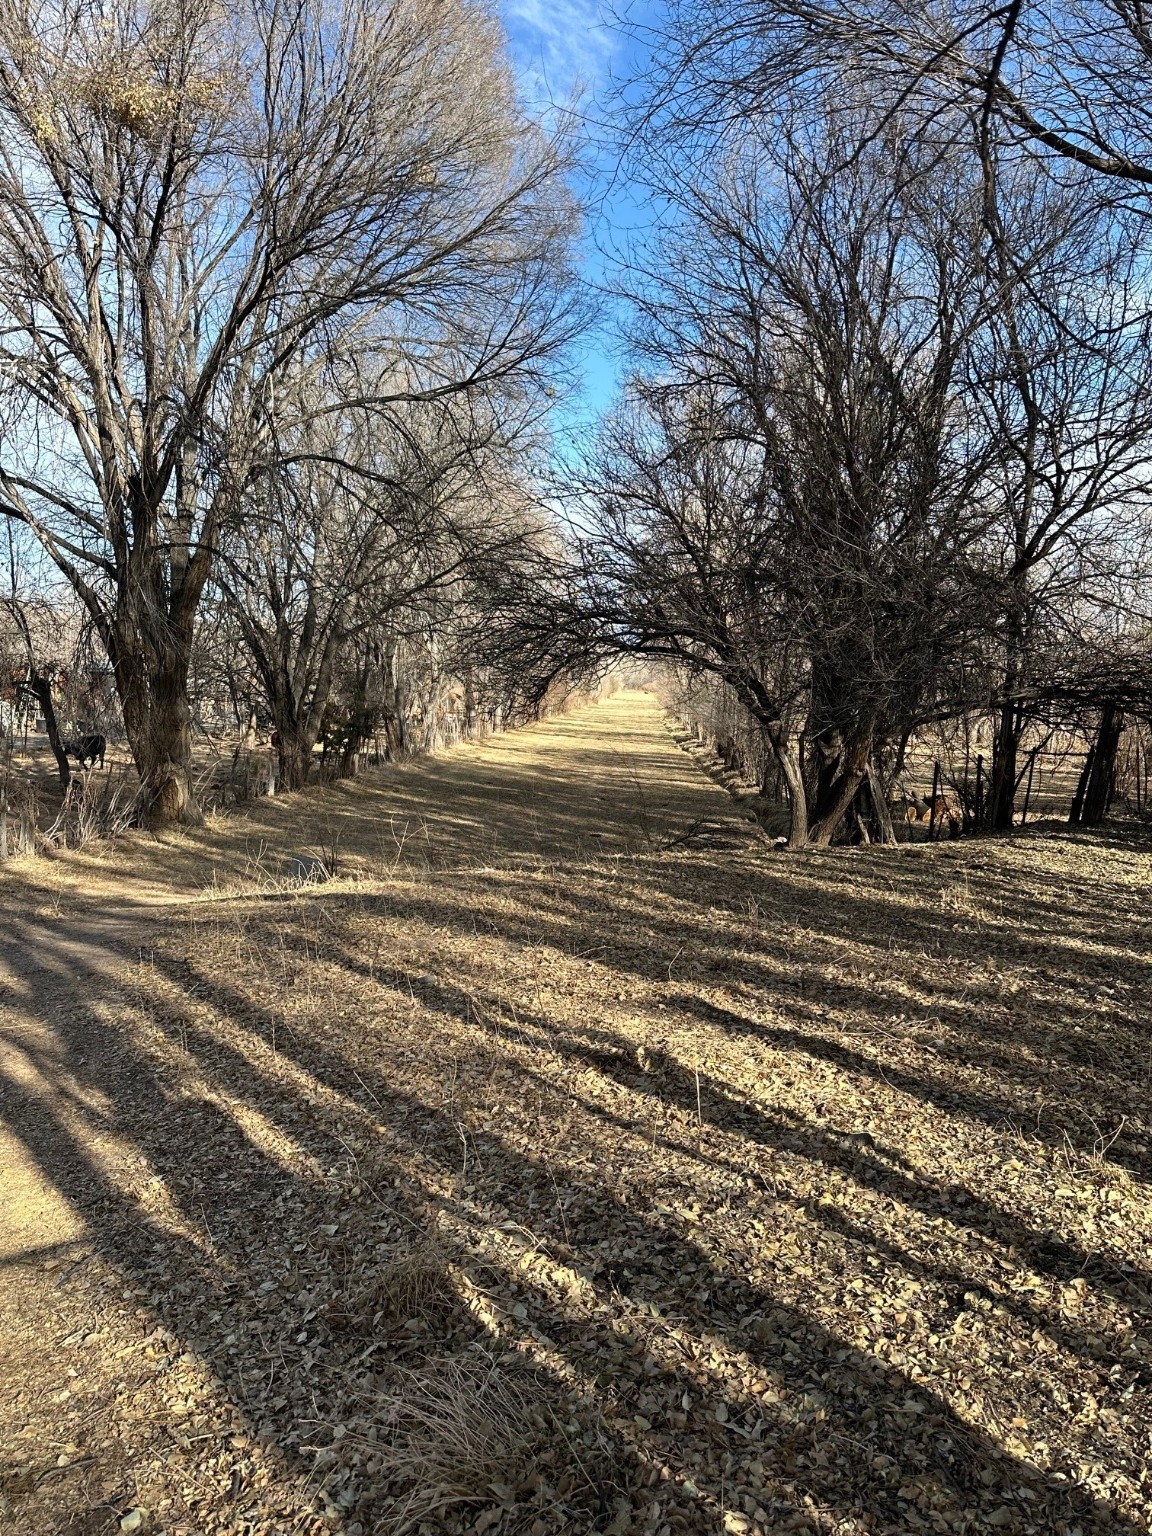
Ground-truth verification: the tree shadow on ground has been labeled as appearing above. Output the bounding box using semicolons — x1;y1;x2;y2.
2;834;1149;1533
291;851;1152;1182
42;697;740;897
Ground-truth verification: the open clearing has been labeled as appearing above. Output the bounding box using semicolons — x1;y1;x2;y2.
1;692;1150;1536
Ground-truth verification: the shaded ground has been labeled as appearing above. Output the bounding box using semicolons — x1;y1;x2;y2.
1;693;1150;1536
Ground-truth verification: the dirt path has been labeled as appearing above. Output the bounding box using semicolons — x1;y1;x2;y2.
0;693;735;1262
35;692;745;899
1;693;1150;1536
0;691;737;1283
0;693;746;1534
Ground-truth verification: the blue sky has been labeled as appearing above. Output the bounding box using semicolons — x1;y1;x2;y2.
498;0;660;439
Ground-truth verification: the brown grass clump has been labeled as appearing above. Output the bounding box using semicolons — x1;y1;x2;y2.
367;1347;622;1535
324;1228;458;1338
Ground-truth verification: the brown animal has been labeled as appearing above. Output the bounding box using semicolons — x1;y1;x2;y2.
900;789;961;836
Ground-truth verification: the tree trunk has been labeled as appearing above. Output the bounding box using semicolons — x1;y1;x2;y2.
464;669;477;734
381;641;407;760
807;763;870;846
23;675;70;790
94;485;216;829
759;753;783;800
266;632;343;791
336;641;385;779
270;678;323;791
764;722;808;846
1079;705;1123;827
6;592;70;789
989;698;1020;831
805;727;874;847
866;761;898;845
1068;748;1093;827
113;620;202;827
990;605;1026;832
276;723;316;792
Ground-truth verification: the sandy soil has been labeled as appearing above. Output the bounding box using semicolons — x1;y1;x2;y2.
1;693;1150;1536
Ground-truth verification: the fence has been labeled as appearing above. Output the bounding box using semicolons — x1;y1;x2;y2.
908;731;1148;840
658;662;1151;842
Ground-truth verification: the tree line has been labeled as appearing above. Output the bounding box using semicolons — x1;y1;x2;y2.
3;0;1152;847
479;0;1152;845
0;0;577;819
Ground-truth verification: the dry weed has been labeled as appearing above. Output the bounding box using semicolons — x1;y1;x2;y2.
324;1229;458;1338
41;765;140;850
366;1347;621;1535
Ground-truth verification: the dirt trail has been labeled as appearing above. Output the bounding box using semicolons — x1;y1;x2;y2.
0;692;733;1253
0;692;747;1532
1;692;1150;1536
0;690;732;1240
31;691;743;900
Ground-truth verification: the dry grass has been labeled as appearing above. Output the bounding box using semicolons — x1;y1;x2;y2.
1;694;1150;1536
322;1228;459;1338
11;694;712;898
366;1347;621;1535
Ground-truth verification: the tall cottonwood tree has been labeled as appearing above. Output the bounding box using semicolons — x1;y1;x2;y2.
0;0;577;822
615;4;1152;836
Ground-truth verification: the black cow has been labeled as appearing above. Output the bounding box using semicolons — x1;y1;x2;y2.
62;733;106;769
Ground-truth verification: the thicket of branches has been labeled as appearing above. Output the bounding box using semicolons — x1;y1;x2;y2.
478;4;1152;846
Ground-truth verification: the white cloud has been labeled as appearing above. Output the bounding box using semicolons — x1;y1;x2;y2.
499;0;618;111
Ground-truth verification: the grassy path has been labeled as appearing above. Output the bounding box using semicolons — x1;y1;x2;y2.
34;691;745;897
1;693;1151;1536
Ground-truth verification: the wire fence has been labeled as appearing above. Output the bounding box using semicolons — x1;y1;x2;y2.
902;726;1150;840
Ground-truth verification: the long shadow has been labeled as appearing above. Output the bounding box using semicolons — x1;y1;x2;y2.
278;868;1152;1181
140;943;1152;1519
158;942;1152;1529
164;871;1152;1332
4;931;1140;1535
3;800;1150;1531
175;868;1150;1301
325;944;1152;1341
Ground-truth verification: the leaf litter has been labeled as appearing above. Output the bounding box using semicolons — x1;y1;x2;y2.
0;695;1149;1536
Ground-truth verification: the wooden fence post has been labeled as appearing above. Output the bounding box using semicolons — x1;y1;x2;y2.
1021;749;1037;826
928;760;941;842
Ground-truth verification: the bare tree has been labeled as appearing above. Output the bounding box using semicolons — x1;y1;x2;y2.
0;0;577;823
1;530;72;787
966;161;1152;825
565;121;1005;845
218;392;538;789
641;0;1152;193
607;1;1152;838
